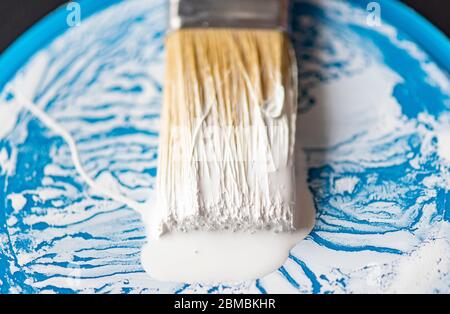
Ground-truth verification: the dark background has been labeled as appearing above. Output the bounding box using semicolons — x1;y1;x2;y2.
0;0;449;54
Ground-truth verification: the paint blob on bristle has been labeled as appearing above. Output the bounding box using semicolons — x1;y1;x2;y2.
154;29;298;235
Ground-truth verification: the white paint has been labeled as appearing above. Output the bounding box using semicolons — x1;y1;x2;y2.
9;193;27;212
386;222;450;293
436;128;450;163
10;84;315;283
299;64;403;149
141;145;315;283
333;176;359;194
154;116;298;235
0;148;10;174
94;171;124;197
8;86;145;214
0;99;22;139
7;216;18;227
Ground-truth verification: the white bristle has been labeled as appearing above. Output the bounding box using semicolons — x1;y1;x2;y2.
155;29;298;235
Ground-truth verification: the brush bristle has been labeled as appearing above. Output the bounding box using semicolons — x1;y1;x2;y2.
155;29;298;235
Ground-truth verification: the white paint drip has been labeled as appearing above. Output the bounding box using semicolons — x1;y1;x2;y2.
141;146;315;283
7;85;146;215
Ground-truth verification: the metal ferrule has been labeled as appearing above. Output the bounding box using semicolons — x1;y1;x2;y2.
170;0;291;32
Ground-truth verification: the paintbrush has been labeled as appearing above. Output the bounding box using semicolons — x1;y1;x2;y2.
154;0;298;235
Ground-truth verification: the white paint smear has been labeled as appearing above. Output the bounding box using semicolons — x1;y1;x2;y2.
9;85;315;283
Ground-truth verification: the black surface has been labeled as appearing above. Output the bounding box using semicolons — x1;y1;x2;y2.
0;293;440;312
0;0;449;54
403;0;450;37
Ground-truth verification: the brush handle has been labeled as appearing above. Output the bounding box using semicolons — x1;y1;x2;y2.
170;0;291;32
